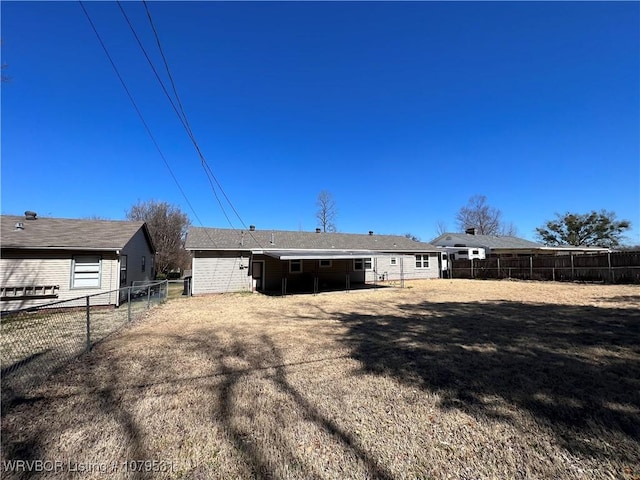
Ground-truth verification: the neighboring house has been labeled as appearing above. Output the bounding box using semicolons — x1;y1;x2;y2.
185;226;441;295
432;228;610;258
1;213;156;310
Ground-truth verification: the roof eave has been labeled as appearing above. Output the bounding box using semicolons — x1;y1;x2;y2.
1;246;121;251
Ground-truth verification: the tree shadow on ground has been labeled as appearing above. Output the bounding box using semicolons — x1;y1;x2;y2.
2;329;394;480
335;300;640;465
181;332;395;480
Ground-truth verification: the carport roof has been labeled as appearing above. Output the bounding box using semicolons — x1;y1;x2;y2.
262;250;383;260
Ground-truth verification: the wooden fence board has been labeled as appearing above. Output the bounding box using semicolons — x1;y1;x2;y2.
450;252;640;283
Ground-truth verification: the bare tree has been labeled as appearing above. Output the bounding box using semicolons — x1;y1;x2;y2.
500;221;518;237
456;194;516;236
435;220;448;236
316;190;337;232
126;200;190;275
404;233;420;242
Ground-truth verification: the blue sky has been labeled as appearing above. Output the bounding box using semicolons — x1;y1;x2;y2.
2;1;638;243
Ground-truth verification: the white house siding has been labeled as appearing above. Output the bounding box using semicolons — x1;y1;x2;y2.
191;251;252;295
121;228;155;286
366;253;440;282
0;250;119;310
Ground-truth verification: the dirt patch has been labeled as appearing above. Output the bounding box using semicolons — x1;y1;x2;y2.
2;279;639;479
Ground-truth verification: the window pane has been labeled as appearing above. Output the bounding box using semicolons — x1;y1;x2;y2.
73;256;100;288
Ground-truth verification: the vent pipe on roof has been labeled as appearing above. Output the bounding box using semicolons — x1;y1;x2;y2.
368;231;374;236
25;211;37;220
465;228;477;235
315;228;321;233
14;222;24;230
270;233;275;245
249;225;256;231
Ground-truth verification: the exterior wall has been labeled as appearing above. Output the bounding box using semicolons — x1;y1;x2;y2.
120;227;156;286
1;250;119;310
191;250;252;295
191;251;440;295
369;253;440;282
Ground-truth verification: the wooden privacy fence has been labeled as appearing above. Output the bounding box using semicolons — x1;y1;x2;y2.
450;252;640;283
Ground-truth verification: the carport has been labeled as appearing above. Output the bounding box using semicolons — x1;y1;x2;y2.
256;249;387;295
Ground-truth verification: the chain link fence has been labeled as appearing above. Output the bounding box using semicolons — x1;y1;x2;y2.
1;280;168;401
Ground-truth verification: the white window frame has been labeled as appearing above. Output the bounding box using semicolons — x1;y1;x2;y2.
390;257;397;266
71;256;102;289
289;259;303;273
319;259;332;268
354;258;372;271
415;254;430;269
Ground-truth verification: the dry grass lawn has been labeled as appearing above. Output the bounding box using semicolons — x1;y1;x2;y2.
2;279;639;479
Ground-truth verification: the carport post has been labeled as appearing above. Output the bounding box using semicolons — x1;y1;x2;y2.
373;257;378;288
127;287;131;322
345;262;350;292
314;260;319;295
608;252;612;283
147;285;151;309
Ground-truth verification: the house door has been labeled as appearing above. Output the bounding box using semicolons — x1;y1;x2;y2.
252;261;265;291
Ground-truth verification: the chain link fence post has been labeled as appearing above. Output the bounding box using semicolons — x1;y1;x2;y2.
127;286;132;322
85;296;91;352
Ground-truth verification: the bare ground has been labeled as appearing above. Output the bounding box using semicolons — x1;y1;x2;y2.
2;279;639;479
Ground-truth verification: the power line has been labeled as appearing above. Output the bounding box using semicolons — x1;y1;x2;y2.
78;1;217;248
138;1;263;247
114;1;236;232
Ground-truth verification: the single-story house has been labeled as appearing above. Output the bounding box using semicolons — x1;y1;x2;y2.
432;228;610;258
1;213;156;310
185;226;441;295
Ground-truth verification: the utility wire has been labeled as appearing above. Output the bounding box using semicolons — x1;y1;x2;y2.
115;1;236;232
139;0;264;247
79;1;218;248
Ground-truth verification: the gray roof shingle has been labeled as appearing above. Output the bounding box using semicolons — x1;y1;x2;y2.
1;215;153;251
186;227;439;252
431;232;544;249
